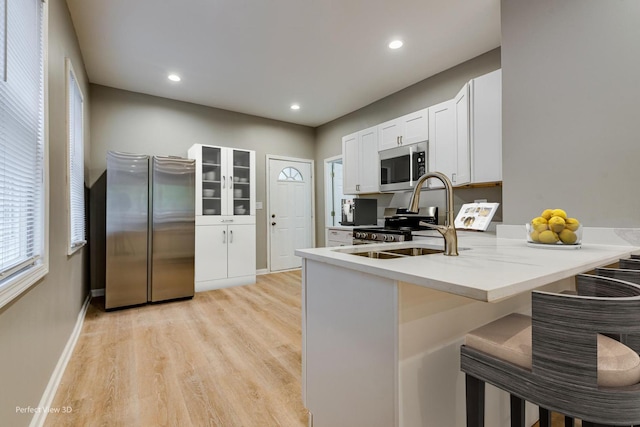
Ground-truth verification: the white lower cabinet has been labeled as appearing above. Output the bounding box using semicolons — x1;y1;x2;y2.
194;222;256;291
326;228;354;247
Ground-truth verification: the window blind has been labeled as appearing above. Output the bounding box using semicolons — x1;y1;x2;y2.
68;63;85;251
0;0;45;280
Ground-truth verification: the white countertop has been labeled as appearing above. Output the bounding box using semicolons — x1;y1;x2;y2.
296;229;640;302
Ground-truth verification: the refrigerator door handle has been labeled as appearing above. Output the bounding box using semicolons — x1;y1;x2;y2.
223;230;226;244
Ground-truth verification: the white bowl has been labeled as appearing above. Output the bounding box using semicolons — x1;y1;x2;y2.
204;209;216;215
239;177;248;183
235;208;247;215
203;189;215;197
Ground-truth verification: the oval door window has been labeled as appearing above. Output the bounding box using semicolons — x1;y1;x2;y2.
278;167;303;182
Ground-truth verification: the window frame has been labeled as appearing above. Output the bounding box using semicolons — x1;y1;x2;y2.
0;0;49;309
66;57;86;255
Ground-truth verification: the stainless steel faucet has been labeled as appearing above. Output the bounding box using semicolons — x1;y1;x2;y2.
407;172;459;256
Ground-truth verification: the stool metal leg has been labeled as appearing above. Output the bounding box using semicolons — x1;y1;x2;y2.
538;407;551;427
564;415;574;427
465;375;485;427
510;395;525;427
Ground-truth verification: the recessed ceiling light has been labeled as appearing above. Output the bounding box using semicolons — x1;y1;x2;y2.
168;74;181;82
388;40;403;49
290;104;300;110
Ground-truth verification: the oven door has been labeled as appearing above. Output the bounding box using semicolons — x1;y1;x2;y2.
379;141;427;191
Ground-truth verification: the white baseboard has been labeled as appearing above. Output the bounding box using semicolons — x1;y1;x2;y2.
91;288;104;297
256;268;269;275
30;294;91;427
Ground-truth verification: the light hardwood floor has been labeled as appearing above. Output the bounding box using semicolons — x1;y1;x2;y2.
45;270;308;427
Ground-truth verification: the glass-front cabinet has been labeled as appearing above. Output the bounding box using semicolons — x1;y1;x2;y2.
188;144;256;222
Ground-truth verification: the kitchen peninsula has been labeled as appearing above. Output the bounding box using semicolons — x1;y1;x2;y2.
295;229;640;427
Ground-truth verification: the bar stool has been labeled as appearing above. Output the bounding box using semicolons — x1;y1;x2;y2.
461;273;640;427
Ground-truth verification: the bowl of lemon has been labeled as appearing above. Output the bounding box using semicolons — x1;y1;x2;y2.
526;209;582;248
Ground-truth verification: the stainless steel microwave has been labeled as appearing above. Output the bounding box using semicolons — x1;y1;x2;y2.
379;141;427;191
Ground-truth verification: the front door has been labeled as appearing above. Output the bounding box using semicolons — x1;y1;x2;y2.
268;158;313;271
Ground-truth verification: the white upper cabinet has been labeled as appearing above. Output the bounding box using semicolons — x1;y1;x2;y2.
342;126;379;195
428;99;456;189
188;144;256;225
470;69;502;184
378;108;429;151
453;83;471;186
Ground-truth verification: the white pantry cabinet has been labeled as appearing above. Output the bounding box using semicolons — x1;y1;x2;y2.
378;108;429;152
194;223;256;291
342;126;379;194
188;143;256;291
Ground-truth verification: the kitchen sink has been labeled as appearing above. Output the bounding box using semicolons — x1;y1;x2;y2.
347;246;445;259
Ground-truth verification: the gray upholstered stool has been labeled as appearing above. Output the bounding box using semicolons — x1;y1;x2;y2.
461;273;640;427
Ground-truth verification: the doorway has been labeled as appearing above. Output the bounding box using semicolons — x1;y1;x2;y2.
267;156;314;272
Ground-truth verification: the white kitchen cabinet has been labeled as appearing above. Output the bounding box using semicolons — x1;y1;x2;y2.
326;228;354;247
188;144;256;224
194;223;256;291
470;69;502;183
427;99;456;189
342;126;379;194
428;70;501;188
189;143;256;292
378;108;429;152
453;83;472;186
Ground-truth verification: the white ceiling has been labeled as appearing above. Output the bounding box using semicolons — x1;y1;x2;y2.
66;0;501;127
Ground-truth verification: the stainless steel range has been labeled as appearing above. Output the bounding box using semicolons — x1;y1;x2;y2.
353;228;412;244
352;207;438;244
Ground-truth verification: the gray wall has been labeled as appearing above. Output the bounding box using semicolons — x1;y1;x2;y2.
314;48;502;245
0;0;91;425
502;0;640;226
89;85;315;274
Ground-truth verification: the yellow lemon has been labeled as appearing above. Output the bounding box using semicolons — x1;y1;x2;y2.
530;230;540;242
538;230;559;244
559;229;578;244
533;222;549;233
548;216;566;233
531;216;548;226
541;209;554;220
551;209;567;220
565;218;580;232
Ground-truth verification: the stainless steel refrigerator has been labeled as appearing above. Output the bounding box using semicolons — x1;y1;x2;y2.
105;152;195;310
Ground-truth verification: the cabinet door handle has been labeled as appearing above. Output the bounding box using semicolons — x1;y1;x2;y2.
230;230;233;243
452;173;457;183
399;135;403;145
223;176;226;189
229;176;233;189
223;230;226;243
397;136;400;146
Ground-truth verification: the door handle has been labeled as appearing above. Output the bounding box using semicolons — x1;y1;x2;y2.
223;230;226;243
229;176;233;189
223;176;226;189
230;230;233;243
272;222;276;226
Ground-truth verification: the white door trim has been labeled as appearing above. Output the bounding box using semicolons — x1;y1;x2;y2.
266;155;315;273
323;155;342;230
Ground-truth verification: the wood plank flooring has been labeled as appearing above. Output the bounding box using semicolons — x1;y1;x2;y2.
44;269;581;427
45;270;307;427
